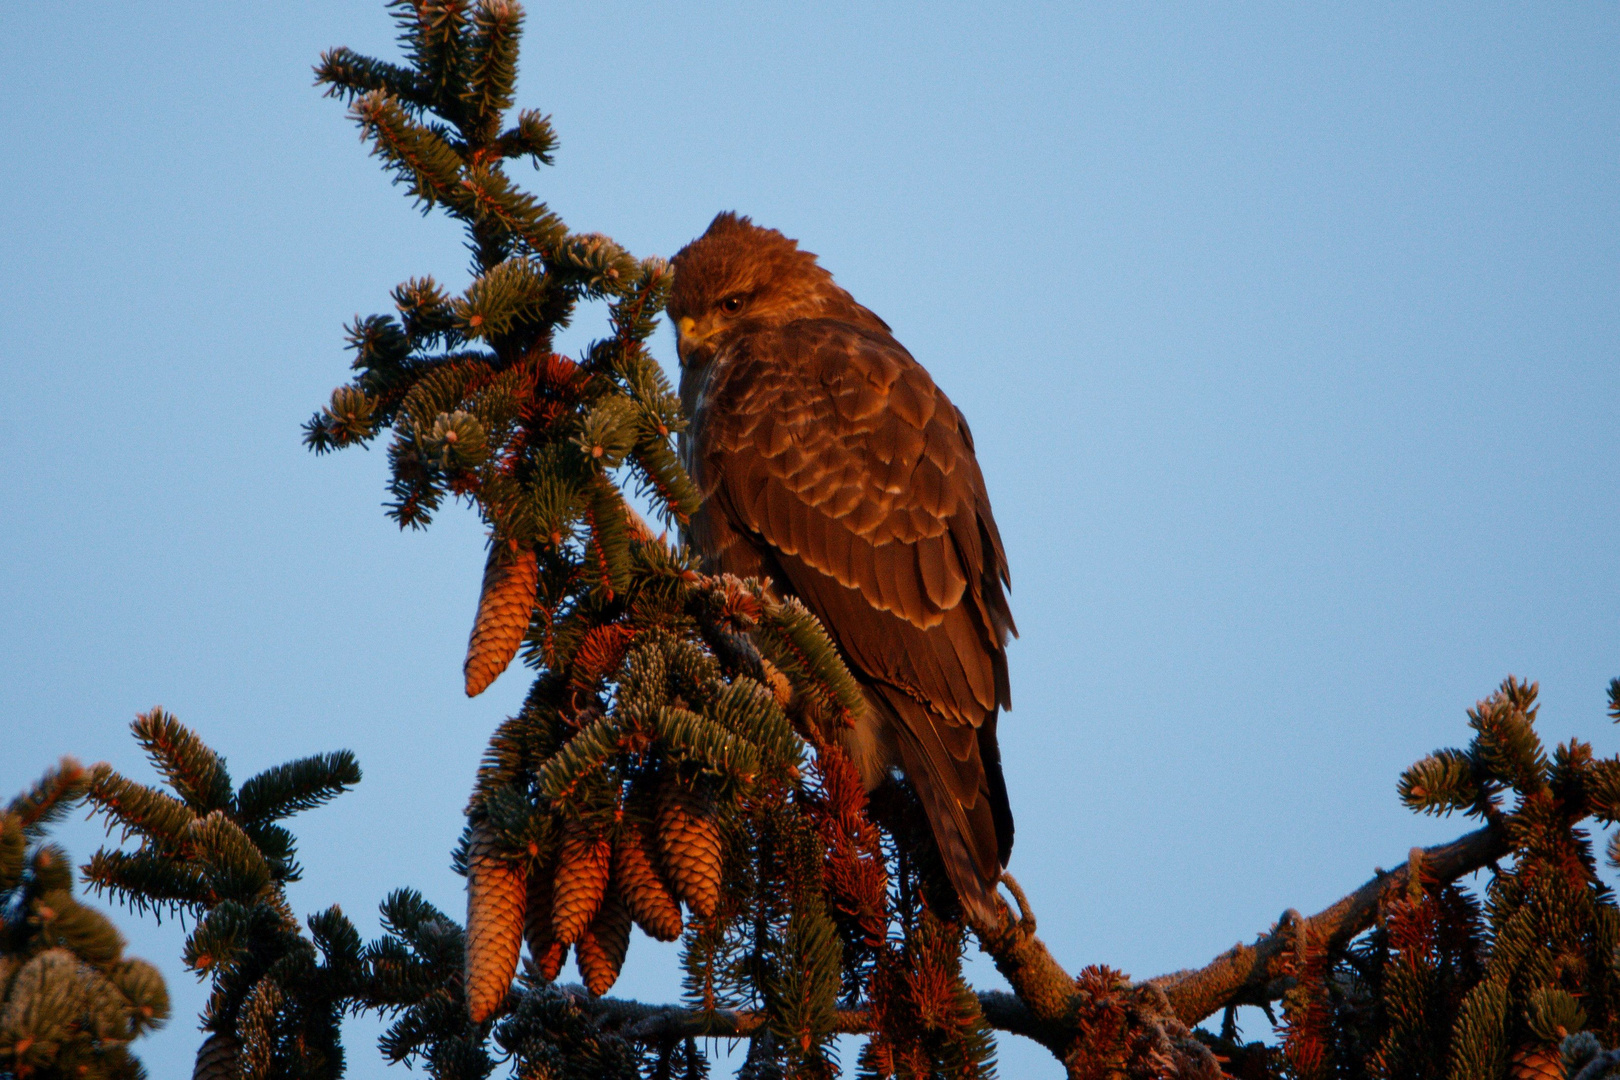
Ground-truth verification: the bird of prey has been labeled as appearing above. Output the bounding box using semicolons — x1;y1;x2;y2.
668;213;1016;926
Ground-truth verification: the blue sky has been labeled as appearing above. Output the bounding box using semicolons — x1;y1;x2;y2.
2;3;1616;1076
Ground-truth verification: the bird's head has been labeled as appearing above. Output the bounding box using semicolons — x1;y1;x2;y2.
667;212;879;367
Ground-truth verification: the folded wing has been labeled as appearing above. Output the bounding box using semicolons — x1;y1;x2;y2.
688;318;1015;923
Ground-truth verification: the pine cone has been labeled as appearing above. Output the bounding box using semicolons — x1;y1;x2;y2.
614;819;683;941
656;781;723;918
576;887;633;996
193;1032;240;1080
523;860;568;982
1508;1044;1565;1080
464;824;526;1023
551;821;612;944
464;546;539;697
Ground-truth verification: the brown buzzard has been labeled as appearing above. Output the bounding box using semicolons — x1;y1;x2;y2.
669;213;1016;925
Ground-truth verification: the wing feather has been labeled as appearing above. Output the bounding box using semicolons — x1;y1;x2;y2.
685;317;1015;922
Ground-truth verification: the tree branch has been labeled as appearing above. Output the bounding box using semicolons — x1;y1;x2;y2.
562;983;1047;1044
975;988;1050;1044
1149;822;1508;1025
573;989;869;1040
1573;1047;1620;1080
971;873;1083;1051
546;824;1506;1072
961;825;1509;1065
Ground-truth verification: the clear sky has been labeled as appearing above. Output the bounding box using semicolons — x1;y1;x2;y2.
2;3;1616;1077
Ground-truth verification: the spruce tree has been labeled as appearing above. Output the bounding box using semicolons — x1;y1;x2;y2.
83;709;364;1080
41;2;1620;1078
302;1;990;1075
0;760;169;1080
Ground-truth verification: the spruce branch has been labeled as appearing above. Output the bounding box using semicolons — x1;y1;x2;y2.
1;765;171;1077
912;826;1513;1063
396;0;472;119
133;707;234;815
1147;823;1510;1026
462;0;523;143
1573;1046;1620;1080
494;109;557;168
82;715;369;1080
456;167;566;255
352;90;468;211
82;848;210;915
315;46;429;108
235;751;363;826
561;988;871;1040
521;983;1146;1061
5;756;89;839
1399;747;1483;817
87;763;196;848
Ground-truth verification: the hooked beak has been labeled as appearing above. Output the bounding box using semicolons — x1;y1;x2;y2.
675;315;717;366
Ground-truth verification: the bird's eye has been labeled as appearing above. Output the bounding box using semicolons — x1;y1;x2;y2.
721;295;745;314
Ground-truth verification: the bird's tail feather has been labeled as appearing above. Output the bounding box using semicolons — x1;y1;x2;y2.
879;693;1004;929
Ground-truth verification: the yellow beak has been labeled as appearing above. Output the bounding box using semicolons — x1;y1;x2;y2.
675;315;717;366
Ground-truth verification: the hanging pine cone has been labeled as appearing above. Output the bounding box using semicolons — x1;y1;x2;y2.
1508;1044;1565;1080
464;545;539;697
551;821;612;944
193;1032;240;1080
614;818;683;941
523;859;568;981
576;887;633;996
464;824;526;1022
656;780;723;918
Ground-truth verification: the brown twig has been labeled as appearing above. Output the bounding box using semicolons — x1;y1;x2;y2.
1148;822;1508;1025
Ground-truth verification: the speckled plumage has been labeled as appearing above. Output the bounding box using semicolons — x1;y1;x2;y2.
669;213;1016;926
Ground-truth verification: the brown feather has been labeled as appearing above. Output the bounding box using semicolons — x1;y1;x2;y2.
672;214;1016;925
